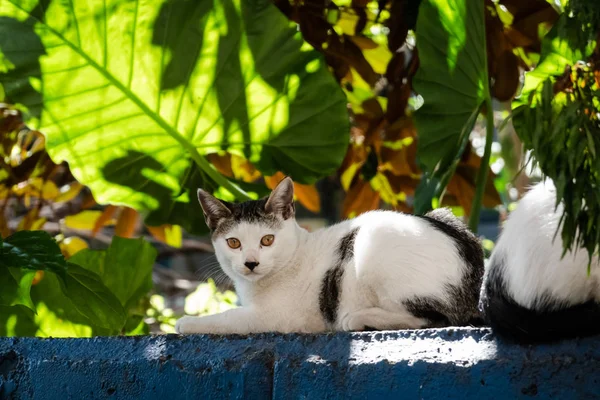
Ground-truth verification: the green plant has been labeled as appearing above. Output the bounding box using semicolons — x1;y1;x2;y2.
0;231;156;337
512;2;600;261
0;0;349;235
146;279;238;334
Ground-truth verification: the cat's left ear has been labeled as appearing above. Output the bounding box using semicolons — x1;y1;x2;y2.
265;176;295;219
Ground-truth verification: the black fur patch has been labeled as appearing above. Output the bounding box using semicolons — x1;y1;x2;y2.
407;208;484;326
319;266;344;324
418;208;483;271
319;228;360;325
481;254;600;343
213;198;281;236
338;228;359;262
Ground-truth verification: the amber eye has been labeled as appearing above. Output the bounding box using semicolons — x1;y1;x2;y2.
226;238;241;249
260;234;275;247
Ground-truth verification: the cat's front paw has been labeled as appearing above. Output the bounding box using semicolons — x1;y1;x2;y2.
175;316;209;334
340;312;367;331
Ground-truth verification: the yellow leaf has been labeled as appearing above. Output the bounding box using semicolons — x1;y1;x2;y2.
0;184;9;200
17;208;45;231
341;162;361;191
342;178;380;217
32;270;44;286
11;178;58;200
41;181;59;200
206;152;234;177
60;236;89;258
349;35;379;50
230;154;261;182
115;207;139;238
264;172;286;189
265;172;320;212
30;217;47;230
370;173;406;206
64;210;112;230
363;45;393;75
294;183;321;213
55;182;84;203
0;214;10;238
11;178;41;196
147;224;182;248
92;205;117;236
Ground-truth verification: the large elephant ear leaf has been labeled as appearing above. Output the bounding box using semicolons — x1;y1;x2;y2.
0;0;349;234
412;0;488;212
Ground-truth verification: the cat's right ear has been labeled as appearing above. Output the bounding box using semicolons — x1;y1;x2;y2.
197;189;232;231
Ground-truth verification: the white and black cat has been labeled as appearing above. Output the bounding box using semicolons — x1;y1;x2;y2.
176;177;484;334
480;180;600;342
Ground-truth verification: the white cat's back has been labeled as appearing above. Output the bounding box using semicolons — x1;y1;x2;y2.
481;180;600;342
491;180;600;309
349;210;464;297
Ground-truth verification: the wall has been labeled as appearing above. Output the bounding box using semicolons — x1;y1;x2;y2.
1;328;599;399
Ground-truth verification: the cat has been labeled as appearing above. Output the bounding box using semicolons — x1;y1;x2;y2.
480;179;600;342
175;177;485;335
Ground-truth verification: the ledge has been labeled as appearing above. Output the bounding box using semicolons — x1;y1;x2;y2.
1;328;599;399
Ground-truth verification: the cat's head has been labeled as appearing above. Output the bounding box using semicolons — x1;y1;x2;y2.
197;177;299;283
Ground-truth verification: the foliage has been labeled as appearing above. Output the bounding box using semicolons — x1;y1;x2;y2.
0;231;156;337
0;0;349;235
412;0;491;227
146;279;237;333
512;3;600;260
0;102;184;251
274;0;557;221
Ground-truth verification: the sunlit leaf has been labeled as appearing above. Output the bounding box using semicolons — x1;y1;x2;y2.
0;0;349;234
0;267;35;311
54;182;84;203
64;210;113;231
59;236;88;258
412;0;488;211
69;237;157;310
147;224;182;248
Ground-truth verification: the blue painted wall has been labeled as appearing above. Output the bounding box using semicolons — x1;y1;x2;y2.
1;328;600;399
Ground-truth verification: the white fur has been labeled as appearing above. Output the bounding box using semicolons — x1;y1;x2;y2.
486;180;600;310
176;208;470;334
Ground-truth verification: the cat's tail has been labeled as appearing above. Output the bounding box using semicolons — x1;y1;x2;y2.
480;257;600;343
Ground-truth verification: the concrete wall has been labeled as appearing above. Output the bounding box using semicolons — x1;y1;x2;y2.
1;328;599;399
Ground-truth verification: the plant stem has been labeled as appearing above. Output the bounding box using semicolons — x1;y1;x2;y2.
468;97;494;233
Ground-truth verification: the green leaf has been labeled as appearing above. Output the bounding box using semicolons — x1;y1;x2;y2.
69;237;157;310
412;0;488;211
60;263;127;331
511;11;600;261
513;13;596;110
0;272;94;338
0;230;67;276
0;0;349;234
0;267;36;311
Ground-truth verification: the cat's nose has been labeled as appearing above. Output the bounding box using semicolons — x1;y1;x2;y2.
244;261;259;271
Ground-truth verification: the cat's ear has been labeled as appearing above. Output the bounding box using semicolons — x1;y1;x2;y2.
265;176;295;219
197;189;232;230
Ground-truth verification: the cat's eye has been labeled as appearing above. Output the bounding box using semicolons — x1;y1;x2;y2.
260;235;275;247
226;238;241;249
